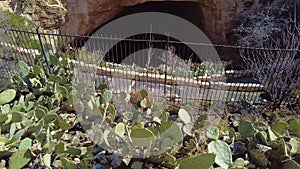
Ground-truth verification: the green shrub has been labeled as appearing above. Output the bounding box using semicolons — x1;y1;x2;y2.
0;10;33;30
0;49;299;168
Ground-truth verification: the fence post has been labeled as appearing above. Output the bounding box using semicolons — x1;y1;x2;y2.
36;27;51;74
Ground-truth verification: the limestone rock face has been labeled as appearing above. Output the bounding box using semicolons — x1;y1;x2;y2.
60;0;290;63
33;0;67;29
59;0;276;61
0;1;12;12
1;0;290;61
0;0;67;29
60;0;267;43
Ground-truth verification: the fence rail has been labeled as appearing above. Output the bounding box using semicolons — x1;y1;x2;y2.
1;27;298;106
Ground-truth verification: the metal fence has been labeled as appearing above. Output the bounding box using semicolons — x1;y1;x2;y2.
1;27;297;106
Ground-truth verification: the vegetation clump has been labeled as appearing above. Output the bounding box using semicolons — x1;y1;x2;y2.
0;54;298;168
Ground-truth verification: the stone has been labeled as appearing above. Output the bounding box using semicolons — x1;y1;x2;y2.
3;0;295;61
0;0;12;12
0;0;67;29
58;0;282;61
60;0;266;41
34;0;67;29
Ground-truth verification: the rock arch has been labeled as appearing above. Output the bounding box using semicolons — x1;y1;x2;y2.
61;0;251;44
59;0;275;62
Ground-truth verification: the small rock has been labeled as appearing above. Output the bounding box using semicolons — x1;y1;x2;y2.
74;158;80;163
110;150;123;168
93;163;104;169
95;153;108;164
233;141;247;156
256;144;271;153
249;149;269;167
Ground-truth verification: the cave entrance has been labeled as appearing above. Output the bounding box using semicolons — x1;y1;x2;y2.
104;33;201;66
94;1;209;65
115;1;205;32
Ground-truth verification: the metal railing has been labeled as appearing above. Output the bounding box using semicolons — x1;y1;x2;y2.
0;27;298;106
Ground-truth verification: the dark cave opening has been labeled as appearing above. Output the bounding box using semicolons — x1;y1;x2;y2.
90;1;214;65
104;33;201;66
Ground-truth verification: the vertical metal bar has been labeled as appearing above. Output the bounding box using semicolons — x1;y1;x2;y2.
45;33;55;57
133;36;137;91
164;36;169;95
100;34;108;88
182;42;188;105
21;31;35;63
24;31;37;64
9;30;23;61
36;27;51;74
122;37;126;90
157;41;161;98
16;31;31;63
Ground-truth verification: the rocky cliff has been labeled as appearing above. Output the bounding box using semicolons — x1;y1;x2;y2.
0;0;67;29
60;0;283;61
0;0;293;61
60;0;262;44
